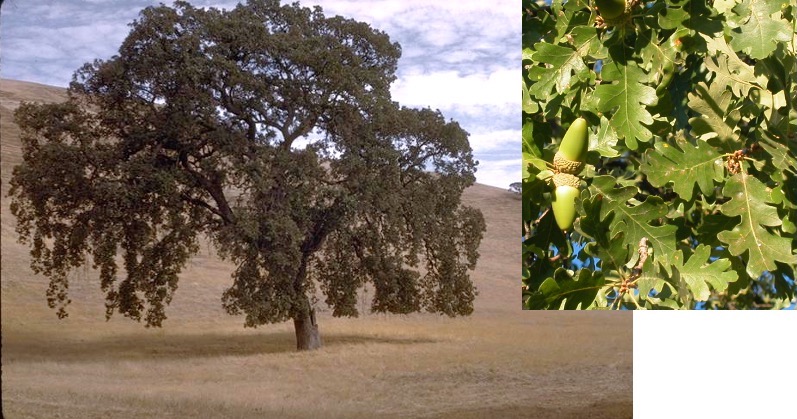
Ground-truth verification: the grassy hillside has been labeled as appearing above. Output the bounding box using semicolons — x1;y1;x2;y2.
1;79;632;419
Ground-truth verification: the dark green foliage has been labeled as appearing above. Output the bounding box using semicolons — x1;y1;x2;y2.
9;0;484;329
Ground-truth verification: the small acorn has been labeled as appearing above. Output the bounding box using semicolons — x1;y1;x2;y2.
553;117;589;174
594;0;635;28
595;0;628;20
551;173;581;231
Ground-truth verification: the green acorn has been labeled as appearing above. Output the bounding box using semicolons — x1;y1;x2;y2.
595;0;629;20
551;173;581;231
553;117;589;174
594;0;635;28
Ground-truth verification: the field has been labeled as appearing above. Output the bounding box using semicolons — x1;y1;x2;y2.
1;79;632;419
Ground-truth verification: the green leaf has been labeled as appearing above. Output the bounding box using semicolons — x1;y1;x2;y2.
704;58;763;102
574;188;609;242
523;243;553;291
553;3;591;39
526;268;605;310
523;77;538;114
700;34;782;117
528;40;590;100
637;256;669;303
522;118;550;172
641;140;725;199
569;25;605;58
658;0;724;35
594;60;657;150
589;115;620;158
758;135;797;174
638;29;688;87
671;245;739;301
716;172;797;278
720;172;782;226
525;206;568;255
657;5;688;30
576;190;630;272
713;0;739;14
697;212;742;248
522;3;557;48
728;0;793;60
592;231;631;273
687;82;742;145
770;171;797;210
523;18;601;101
522;47;535;62
590;176;678;273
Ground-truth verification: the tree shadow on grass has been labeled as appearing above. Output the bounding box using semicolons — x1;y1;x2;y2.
3;331;438;363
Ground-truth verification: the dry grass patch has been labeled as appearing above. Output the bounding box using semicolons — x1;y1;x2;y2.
3;313;631;418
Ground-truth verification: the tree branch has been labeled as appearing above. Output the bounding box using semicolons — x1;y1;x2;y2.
179;152;235;225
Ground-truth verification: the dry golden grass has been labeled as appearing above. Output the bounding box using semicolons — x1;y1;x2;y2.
1;79;632;419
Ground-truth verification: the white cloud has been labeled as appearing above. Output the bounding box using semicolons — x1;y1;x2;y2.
310;0;515;35
474;158;521;189
391;67;516;112
468;129;520;153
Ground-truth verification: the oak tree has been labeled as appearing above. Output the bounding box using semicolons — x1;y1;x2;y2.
9;0;484;349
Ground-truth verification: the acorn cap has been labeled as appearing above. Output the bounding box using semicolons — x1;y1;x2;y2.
553;151;586;175
552;173;581;189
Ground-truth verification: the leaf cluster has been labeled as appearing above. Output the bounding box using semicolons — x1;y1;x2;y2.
522;0;797;310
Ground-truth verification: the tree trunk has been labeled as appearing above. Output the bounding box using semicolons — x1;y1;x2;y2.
292;244;323;351
293;308;322;351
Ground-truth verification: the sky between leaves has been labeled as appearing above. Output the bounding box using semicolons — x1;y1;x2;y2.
0;0;519;189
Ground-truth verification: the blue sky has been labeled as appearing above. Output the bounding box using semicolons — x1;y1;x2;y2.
0;0;518;189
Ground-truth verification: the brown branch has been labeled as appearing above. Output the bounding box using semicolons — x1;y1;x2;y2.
180;192;225;219
179;153;235;225
633;237;650;272
627;237;651;287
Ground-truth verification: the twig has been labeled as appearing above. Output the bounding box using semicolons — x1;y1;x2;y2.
615;238;651;309
524;208;550;241
610;293;623;310
629;237;650;281
535;208;550;225
523;220;533;241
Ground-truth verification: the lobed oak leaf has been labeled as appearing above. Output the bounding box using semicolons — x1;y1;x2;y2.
716;172;797;278
590;176;678;274
641;140;725;200
594;61;657;150
671;245;739;302
526;268;605;310
728;0;793;60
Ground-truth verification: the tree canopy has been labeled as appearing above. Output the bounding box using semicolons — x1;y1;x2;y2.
9;0;484;350
522;0;797;310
